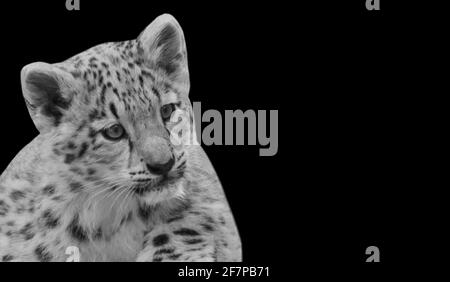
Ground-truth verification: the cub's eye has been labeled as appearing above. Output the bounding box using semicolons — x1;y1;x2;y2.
161;104;175;121
101;124;126;141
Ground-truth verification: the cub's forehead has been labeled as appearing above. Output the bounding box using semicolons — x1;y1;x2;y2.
66;40;140;69
62;40;149;90
61;42;154;94
54;40;180;122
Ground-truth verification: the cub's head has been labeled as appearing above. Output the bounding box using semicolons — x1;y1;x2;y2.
20;14;195;205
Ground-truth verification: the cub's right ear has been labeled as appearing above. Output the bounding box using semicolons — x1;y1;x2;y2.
21;62;76;133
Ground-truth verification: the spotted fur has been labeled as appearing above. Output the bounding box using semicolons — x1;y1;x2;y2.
0;14;241;262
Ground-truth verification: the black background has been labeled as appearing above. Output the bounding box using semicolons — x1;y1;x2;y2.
0;0;440;275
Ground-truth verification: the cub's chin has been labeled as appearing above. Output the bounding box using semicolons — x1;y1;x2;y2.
134;175;186;206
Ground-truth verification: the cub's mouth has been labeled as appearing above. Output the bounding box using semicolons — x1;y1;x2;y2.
132;172;183;195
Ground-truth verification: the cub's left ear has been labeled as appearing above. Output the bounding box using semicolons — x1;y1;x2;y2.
21;62;76;133
138;14;189;90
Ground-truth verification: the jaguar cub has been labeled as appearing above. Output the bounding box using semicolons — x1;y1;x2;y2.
0;14;241;262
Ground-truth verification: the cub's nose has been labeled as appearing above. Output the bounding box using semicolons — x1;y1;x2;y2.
146;158;175;175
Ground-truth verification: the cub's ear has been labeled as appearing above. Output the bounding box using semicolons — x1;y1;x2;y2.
138;14;189;91
21;62;75;132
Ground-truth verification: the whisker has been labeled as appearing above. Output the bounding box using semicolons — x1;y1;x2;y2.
109;184;131;214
